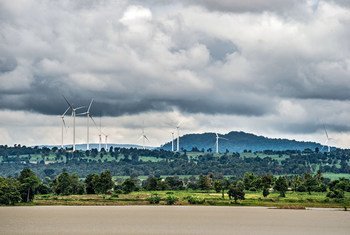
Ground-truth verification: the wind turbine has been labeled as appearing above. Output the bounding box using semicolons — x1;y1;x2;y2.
138;128;149;150
98;115;102;151
63;96;85;152
321;125;332;153
176;120;183;152
215;133;228;154
77;99;94;150
104;134;109;150
171;132;175;152
60;107;70;149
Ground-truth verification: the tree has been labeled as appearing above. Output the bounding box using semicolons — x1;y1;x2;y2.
304;173;318;195
0;177;21;205
53;171;85;195
85;173;99;194
18;168;40;202
122;178;137;194
95;171;114;194
274;176;288;197
262;187;269;198
198;175;212;191
227;181;245;203
214;180;222;193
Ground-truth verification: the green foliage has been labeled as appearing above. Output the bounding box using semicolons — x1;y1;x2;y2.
263;187;270;198
85;173;99;194
274;176;288;197
326;189;345;199
185;196;205;205
198;175;212;191
36;183;51;194
165;195;178;205
214;180;222;193
227;181;245;203
121;178;138;194
0;177;21;205
18;168;40;202
94;171;114;194
147;194;161;204
52;171;85;195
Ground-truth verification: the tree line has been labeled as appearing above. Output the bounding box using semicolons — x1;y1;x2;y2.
1;168;349;205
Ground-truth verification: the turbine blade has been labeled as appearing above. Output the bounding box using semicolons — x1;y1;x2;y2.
62;118;67;129
62;107;70;116
62;95;73;109
137;135;143;141
90;116;98;129
75;106;86;111
323;125;329;139
87;99;94;112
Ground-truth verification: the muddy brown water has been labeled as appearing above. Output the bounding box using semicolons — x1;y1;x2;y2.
0;206;349;235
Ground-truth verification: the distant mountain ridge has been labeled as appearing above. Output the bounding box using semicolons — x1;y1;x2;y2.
161;131;326;152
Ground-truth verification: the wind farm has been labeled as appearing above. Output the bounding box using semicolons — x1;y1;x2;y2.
1;0;350;234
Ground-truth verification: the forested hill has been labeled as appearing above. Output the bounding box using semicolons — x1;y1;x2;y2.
161;131;325;152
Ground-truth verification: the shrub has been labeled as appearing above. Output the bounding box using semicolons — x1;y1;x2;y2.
185;196;205;205
166;195;178;205
147;194;161;204
326;189;344;199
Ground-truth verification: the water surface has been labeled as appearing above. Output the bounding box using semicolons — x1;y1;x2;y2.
0;206;349;235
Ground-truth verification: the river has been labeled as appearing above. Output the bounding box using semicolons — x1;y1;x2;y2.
0;206;349;234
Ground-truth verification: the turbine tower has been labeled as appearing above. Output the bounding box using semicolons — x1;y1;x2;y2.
77;99;94;150
215;133;228;154
99;115;102;151
176;120;183;152
104;134;109;150
63;96;85;152
60;107;70;149
171;132;175;152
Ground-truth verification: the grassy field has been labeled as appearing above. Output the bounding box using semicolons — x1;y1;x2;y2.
32;190;350;208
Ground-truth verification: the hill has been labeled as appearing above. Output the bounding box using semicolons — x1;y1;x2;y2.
161;131;325;152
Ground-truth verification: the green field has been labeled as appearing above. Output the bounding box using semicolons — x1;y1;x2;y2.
32;190;350;208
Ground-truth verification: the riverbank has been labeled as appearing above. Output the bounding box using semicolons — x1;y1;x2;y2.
13;190;350;208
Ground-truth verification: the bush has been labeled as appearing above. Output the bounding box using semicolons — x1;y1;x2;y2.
185;196;205;205
326;189;344;199
147;194;161;204
166;195;178;205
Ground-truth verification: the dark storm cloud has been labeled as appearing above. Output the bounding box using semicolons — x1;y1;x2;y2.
0;0;349;124
0;56;17;73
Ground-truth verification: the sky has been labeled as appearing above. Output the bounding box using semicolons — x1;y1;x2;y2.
0;0;350;148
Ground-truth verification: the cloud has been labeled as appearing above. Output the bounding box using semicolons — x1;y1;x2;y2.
0;0;349;147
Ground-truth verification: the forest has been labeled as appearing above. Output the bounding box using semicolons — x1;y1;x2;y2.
0;145;349;179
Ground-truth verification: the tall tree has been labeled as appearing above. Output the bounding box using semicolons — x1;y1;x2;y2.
18;168;40;202
274;176;288;197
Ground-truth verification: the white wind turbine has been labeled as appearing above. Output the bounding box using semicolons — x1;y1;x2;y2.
60;107;70;149
215;133;228;154
176;120;183;152
104;134;109;150
138;128;149;150
171;132;175;152
321;125;333;153
77;99;94;150
63;96;85;152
